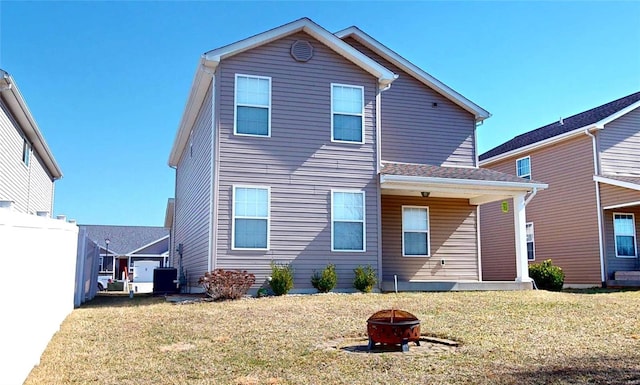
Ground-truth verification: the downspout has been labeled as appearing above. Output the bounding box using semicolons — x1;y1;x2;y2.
523;187;538;207
202;65;216;273
585;129;606;284
375;81;392;290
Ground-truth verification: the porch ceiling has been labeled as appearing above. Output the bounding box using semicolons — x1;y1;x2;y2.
380;162;548;205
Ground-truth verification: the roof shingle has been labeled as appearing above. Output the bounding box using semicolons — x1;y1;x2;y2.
381;162;543;185
79;225;169;255
480;91;640;161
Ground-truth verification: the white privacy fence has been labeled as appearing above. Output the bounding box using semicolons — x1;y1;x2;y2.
0;208;78;385
75;227;100;307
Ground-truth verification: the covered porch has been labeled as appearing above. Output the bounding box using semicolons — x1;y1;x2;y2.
596;175;640;287
379;162;547;291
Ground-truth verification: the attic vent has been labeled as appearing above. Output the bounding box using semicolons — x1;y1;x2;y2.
290;40;314;62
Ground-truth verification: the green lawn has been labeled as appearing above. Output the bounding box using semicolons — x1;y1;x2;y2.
25;290;640;385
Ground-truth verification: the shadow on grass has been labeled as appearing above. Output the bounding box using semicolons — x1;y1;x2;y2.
500;356;640;385
80;293;168;309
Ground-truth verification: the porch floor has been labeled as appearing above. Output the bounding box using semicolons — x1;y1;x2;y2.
381;280;532;292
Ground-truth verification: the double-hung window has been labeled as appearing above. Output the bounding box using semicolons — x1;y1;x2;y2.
235;74;271;136
526;222;535;261
614;213;636;258
516;156;531;179
402;206;430;256
332;190;365;251
331;84;364;143
232;186;270;250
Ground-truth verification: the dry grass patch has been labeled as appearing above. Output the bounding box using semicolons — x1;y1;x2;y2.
25;290;640;385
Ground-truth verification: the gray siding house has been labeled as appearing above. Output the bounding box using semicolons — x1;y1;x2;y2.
480;92;640;287
168;18;545;292
0;69;62;215
80;225;170;283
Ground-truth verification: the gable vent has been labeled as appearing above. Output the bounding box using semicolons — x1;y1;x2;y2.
290;40;314;62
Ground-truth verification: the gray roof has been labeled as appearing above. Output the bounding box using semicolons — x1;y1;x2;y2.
79;225;169;255
480;91;640;161
381;162;544;185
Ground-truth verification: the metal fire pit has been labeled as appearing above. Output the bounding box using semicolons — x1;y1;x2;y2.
367;309;421;352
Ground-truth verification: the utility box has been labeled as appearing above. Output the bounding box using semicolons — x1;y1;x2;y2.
133;260;160;282
153;268;178;295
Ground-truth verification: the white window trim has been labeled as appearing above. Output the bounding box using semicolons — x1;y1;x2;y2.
613;212;637;258
526;222;535;261
22;139;30;167
516;156;531;179
233;74;272;137
330;83;365;144
402;206;430;257
231;185;271;251
331;189;366;252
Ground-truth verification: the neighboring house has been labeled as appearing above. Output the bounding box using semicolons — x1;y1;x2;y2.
480;92;640;287
167;18;545;293
0;69;62;215
80;225;170;282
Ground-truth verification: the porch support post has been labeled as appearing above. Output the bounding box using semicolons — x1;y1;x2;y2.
513;193;532;282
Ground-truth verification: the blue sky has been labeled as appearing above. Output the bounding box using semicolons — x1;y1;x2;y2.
1;1;638;226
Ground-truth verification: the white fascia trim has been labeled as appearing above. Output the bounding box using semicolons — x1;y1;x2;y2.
335;27;491;121
380;174;547;191
168;59;215;167
594;175;640;191
595;100;640;127
0;70;63;179
480;125;602;166
164;198;175;228
204;18;396;86
603;201;640;210
128;234;170;255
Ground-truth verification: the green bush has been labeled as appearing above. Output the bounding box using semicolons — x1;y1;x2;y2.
529;259;565;291
353;265;377;293
311;264;338;293
269;262;294;296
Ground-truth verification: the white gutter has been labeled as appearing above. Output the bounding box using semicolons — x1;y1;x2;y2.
0;71;63;179
523;187;538;207
480;123;604;166
585;129;606;283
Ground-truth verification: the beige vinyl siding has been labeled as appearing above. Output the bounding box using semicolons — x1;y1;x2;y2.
603;209;640;279
343;37;476;167
599;107;640;176
480;199;516;280
382;196;479;281
173;84;212;286
0;98;54;214
215;32;378;289
599;183;640;208
481;135;602;285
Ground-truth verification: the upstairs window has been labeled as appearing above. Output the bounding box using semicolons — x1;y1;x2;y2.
331;84;364;143
526;222;535;261
516;156;531;179
403;206;430;257
232;186;270;250
614;213;636;257
22;139;30;166
332;190;365;251
235;74;271;136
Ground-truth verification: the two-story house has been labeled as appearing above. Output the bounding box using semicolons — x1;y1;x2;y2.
0;69;62;215
167;18;546;293
480;91;640;288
